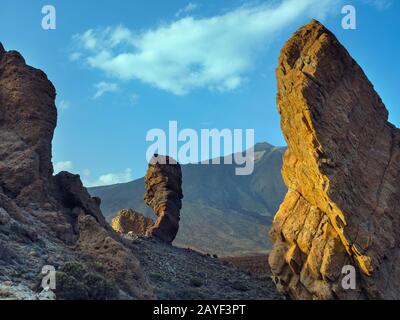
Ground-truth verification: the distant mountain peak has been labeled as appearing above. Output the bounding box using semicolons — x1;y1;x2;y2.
254;142;275;152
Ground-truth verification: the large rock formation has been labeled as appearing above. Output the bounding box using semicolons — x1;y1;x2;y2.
144;155;183;243
0;43;57;203
269;20;400;299
112;209;154;236
0;42;152;299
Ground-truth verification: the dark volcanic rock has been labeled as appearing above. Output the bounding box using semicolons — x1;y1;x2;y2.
269;20;400;299
53;171;109;229
0;42;152;299
144;155;183;243
0;43;57;202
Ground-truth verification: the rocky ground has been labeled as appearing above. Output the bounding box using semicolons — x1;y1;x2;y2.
0;219;282;300
220;255;271;281
128;235;282;300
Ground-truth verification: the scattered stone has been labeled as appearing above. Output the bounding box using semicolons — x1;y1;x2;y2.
0;282;38;300
135;237;282;300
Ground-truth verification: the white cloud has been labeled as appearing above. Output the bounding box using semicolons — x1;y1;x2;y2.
93;81;119;99
77;30;98;50
176;2;199;17
54;161;73;174
83;168;133;187
72;0;338;95
69;52;82;61
360;0;392;10
58;100;71;110
54;164;132;187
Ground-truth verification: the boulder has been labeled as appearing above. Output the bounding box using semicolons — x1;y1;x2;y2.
111;209;154;236
52;171;109;229
76;214;153;299
269;20;400;299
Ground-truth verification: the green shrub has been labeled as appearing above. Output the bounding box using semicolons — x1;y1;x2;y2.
55;261;119;300
83;272;118;300
59;261;87;279
56;271;89;300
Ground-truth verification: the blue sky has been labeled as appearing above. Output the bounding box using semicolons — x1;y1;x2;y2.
0;0;398;186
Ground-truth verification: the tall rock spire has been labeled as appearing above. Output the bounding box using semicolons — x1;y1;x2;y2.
269;20;400;299
0;42;57;202
144;155;183;243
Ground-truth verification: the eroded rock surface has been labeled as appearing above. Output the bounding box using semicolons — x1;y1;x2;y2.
112;209;154;236
0;43;56;203
269;20;400;299
0;42;152;299
76;214;153;299
144;155;183;243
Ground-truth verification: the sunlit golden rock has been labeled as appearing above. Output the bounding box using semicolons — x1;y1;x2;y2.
269;20;400;299
112;209;154;236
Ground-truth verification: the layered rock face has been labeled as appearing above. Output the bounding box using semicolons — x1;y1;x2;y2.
0;43;57;202
0;42;152;299
112;209;154;236
144;155;183;243
269;20;400;299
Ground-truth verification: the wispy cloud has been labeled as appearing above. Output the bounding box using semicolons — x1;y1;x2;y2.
54;161;73;174
83;168;133;187
176;2;199;17
58;100;71;110
360;0;392;10
72;0;338;96
93;81;119;99
69;52;82;61
53;163;132;187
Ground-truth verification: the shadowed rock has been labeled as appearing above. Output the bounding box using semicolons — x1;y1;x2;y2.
0;42;153;299
144;155;183;243
269;20;400;299
53;171;109;229
0;43;57;203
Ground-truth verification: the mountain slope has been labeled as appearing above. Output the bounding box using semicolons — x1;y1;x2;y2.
89;143;287;256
